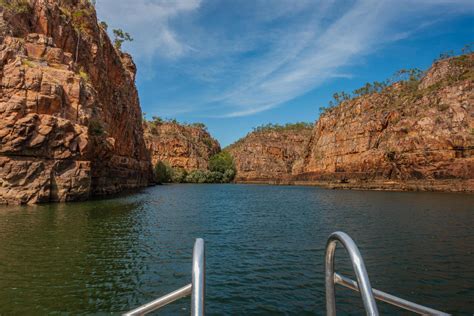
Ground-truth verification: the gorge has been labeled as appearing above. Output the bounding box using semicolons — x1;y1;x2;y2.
230;54;474;192
0;1;473;205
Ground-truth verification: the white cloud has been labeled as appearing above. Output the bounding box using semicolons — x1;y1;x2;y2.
96;0;474;118
96;0;201;60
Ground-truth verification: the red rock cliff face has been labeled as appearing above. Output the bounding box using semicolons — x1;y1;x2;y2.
295;54;473;192
227;126;313;182
0;0;152;204
144;122;220;171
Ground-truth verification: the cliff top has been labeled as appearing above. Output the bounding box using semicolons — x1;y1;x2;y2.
319;52;474;117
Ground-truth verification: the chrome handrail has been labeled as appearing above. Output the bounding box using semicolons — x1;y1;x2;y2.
326;231;378;315
325;231;450;316
192;238;205;316
123;238;205;316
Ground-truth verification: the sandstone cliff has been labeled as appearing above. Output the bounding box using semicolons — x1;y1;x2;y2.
294;54;473;192
144;121;220;171
227;124;313;182
0;0;152;204
228;54;473;192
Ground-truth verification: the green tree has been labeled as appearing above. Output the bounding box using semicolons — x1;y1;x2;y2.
209;151;235;174
222;169;236;183
99;21;108;31
113;28;133;50
171;168;187;183
154;161;172;184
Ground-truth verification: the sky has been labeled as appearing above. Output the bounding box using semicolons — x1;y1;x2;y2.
96;0;474;147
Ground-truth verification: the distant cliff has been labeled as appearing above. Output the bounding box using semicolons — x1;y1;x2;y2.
0;0;152;204
227;123;313;183
144;120;220;171
295;54;473;192
229;54;473;192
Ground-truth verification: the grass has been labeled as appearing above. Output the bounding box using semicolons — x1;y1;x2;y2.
0;0;30;14
78;68;90;82
21;59;35;68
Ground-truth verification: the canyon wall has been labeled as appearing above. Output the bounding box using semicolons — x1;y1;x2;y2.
294;54;473;191
227;125;313;183
0;0;152;204
144;121;220;171
229;54;473;192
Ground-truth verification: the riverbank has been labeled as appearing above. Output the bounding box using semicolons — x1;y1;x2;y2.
233;178;474;193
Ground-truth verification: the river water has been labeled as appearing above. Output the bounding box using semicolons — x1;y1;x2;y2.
0;184;473;315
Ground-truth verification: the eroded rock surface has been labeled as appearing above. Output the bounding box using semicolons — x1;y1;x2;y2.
228;55;473;192
0;0;152;204
144;122;220;171
227;126;313;182
295;55;474;192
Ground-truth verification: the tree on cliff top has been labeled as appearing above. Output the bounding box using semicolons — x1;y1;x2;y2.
113;28;133;50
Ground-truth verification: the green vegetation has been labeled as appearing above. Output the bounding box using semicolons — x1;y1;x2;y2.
154;161;173;184
88;119;104;136
209;151;235;174
145;116;211;134
435;43;472;62
78;67;90;82
99;21;108;31
153;152;236;184
113;28;133;50
0;0;30;14
21;59;35;68
318;45;473;116
252;122;313;133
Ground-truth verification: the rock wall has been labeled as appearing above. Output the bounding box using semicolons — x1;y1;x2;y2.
295;54;473;192
144;122;220;171
227;126;313;182
0;0;152;204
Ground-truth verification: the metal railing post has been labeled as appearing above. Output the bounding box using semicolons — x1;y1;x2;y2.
123;238;205;316
325;231;379;316
191;238;205;316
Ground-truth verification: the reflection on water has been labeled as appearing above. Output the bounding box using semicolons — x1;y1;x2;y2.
0;185;473;315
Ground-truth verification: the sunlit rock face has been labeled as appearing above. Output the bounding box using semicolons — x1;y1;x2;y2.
144;122;221;171
295;54;474;192
227;127;313;183
0;0;152;204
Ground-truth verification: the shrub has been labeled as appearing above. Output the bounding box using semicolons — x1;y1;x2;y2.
113;28;133;50
252;122;313;133
0;0;30;14
78;67;90;82
21;59;35;68
171;168;187;183
209;151;235;174
99;21;108;31
154;161;172;184
185;170;207;183
183;169;231;183
207;171;223;183
88;119;104;136
222;168;236;183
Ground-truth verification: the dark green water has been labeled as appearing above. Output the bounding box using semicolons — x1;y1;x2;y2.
0;184;473;315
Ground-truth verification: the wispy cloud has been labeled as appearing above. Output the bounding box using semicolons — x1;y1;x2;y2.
96;0;202;60
96;0;474;118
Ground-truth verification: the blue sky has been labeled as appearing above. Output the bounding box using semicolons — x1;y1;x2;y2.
96;0;474;146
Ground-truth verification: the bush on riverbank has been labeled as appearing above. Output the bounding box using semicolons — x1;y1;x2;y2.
154;161;173;184
154;151;236;184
